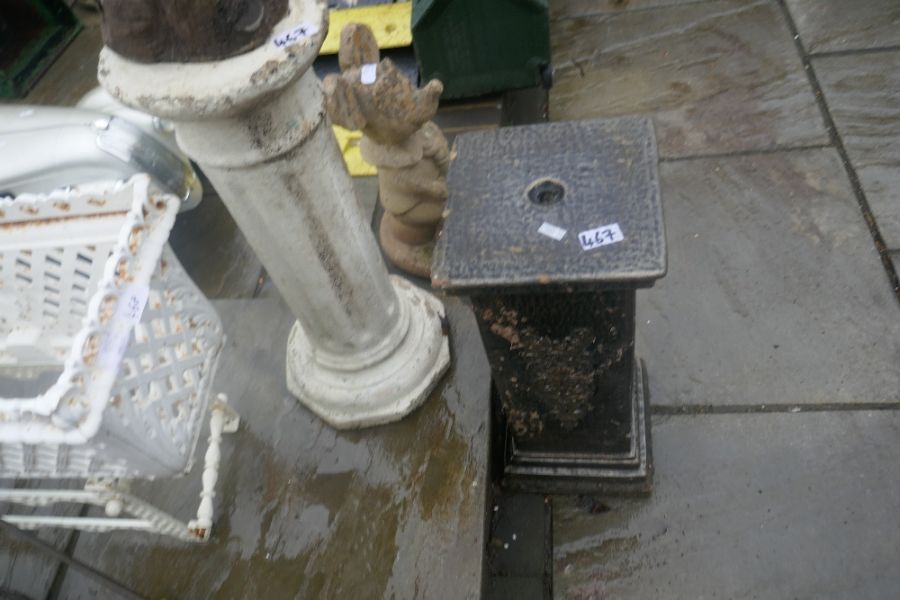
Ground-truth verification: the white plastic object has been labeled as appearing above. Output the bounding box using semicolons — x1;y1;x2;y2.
0;175;224;479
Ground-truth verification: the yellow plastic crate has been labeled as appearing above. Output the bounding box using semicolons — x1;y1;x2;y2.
332;125;377;176
321;2;412;55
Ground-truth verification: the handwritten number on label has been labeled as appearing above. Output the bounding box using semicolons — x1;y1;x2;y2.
98;284;149;371
273;23;320;48
125;295;142;321
580;228;616;248
117;285;149;326
577;223;624;251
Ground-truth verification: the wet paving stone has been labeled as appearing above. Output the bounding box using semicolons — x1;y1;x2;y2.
813;51;900;250
0;481;81;599
553;411;900;600
60;294;490;599
0;532;63;598
487;493;552;599
551;0;706;21
550;0;828;158
637;148;900;408
785;0;900;54
0;531;58;599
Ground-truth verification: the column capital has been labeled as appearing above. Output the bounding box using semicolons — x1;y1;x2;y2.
99;0;327;119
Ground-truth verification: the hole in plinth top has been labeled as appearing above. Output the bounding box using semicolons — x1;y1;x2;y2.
526;178;565;207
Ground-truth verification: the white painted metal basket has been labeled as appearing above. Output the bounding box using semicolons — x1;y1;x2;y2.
0;175;224;479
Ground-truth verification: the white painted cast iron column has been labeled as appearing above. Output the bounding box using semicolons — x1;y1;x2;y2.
98;0;449;428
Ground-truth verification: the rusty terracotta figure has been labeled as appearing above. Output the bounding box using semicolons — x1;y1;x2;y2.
323;23;449;278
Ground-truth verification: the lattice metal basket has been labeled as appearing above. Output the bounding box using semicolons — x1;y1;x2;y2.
0;175;224;479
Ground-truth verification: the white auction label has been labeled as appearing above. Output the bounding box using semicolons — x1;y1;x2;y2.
272;22;320;48
537;222;567;241
360;63;377;85
98;284;149;370
577;223;624;251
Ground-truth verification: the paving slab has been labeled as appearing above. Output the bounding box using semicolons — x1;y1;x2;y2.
551;0;704;21
553;411;900;600
61;294;491;599
549;0;828;158
785;0;900;54
0;532;61;598
0;528;58;598
813;52;900;249
0;480;81;599
637;148;900;407
487;493;553;599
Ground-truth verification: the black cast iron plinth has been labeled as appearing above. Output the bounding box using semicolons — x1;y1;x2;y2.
495;357;651;496
475;290;652;495
432;118;666;495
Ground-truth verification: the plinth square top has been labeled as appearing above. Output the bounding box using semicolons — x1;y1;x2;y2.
432;117;666;292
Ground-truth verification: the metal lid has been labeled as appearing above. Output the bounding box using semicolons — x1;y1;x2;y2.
432;117;666;292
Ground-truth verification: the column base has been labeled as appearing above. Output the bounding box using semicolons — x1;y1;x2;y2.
286;276;450;429
498;359;653;496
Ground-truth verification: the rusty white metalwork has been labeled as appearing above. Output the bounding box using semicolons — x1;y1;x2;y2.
0;397;236;542
0;176;237;540
99;0;450;429
187;393;239;537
